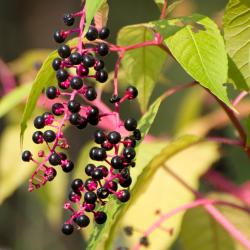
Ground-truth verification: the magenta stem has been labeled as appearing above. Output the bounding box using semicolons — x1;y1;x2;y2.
233;91;248;106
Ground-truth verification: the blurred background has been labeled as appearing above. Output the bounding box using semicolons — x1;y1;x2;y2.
1;0;249;250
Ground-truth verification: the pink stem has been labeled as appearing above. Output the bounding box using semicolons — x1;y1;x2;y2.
204;204;250;249
206;136;243;147
233;91;248;106
160;0;168;19
133;199;215;250
77;6;86;52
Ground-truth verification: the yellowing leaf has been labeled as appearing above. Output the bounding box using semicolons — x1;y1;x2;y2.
111;141;219;250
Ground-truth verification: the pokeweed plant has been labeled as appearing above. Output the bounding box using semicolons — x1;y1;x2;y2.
18;0;250;249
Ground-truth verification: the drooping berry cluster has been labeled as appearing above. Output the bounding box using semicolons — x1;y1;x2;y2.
22;5;141;235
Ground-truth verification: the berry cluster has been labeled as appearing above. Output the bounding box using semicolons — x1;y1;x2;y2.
22;6;141;235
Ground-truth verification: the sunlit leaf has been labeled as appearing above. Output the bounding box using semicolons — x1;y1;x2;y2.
111;141;219;250
223;0;250;90
179;206;235;250
117;24;167;112
152;14;232;108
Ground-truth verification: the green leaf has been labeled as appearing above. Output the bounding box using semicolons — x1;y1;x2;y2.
20;38;78;142
179;206;235;250
117;24;167;112
152;14;232;108
245;114;250;147
86;97;162;250
0;83;32;118
223;0;250;90
84;0;107;35
228;56;249;91
111;141;219;250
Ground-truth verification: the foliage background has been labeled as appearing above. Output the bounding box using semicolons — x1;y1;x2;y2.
0;0;249;250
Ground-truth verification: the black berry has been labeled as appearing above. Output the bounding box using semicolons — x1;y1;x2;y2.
71;178;84;192
43;130;56;143
63;13;75;26
34;116;45;129
123;147;136;161
32;131;43;144
97;43;109;56
98;27;110;40
91;168;103;180
118;190;130;202
69;52;82;65
85;164;95;176
46;86;58;99
75;215;90;228
84;191;97;204
54;31;65;43
94;211;107;224
70;77;83;90
107;131;121;144
68;100;81;113
96;69;108;83
85;87;97;101
56;69;68;82
62;160;74;173
97;187;109;199
52;58;62;71
62;223;74;235
49;152;61;166
94;129;106;144
124;118;137;131
52;103;64;116
22;150;32;162
58;44;71;58
111;156;123;169
86;26;98;41
82;54;95;68
126;86;138;100
94;60;104;71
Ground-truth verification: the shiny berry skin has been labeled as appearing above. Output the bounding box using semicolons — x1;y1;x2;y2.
84;203;96;212
124;118;137;131
117;190;130;202
58;44;71;58
70;77;83;90
32;131;43;144
88;117;99;126
97;187;109;199
62;223;74;235
107;131;121;144
43;130;56;143
62;160;74;173
123;137;136;148
87;106;99;119
84;191;97;204
52;103;64;116
46;86;58;99
85;87;97;101
120;168;130;179
46;167;57;181
85;164;95;176
119;176;132;188
69;52;82;65
84;178;98;191
94;129;106;144
59;152;67;160
53;31;65;43
94;211;107;224
52;58;62;71
75;215;90;228
123;147;136;161
111;156;123;169
97;43;109;56
126;86;138;100
69;113;80;125
67;100;80;113
107;181;118;191
96;69;108;83
91;168;103;180
63;13;74;26
49;152;61;166
101;140;113;151
109;95;121;104
82;54;95;68
71;179;84;192
86;26;98;41
89;147;107;161
77;117;88;129
98;27;110;40
94;60;104;71
69;190;81;202
98;165;109;177
34;116;45;129
133;129;142;141
56;69;68;82
22;150;32;162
